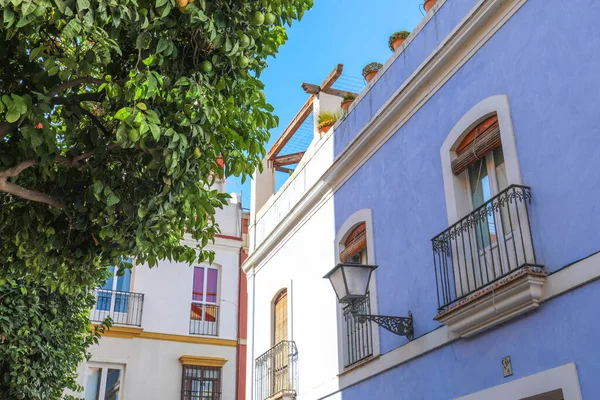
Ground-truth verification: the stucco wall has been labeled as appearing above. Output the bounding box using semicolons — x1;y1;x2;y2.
327;277;600;400
333;0;600;355
79;338;237;400
246;198;341;400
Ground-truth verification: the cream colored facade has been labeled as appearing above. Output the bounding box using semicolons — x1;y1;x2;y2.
75;192;244;400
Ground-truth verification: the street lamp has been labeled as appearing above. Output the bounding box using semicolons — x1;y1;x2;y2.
323;262;414;340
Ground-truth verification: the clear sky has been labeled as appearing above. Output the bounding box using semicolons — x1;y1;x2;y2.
227;0;426;208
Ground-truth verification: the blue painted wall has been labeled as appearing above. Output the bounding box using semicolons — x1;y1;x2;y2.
329;277;600;399
331;0;600;396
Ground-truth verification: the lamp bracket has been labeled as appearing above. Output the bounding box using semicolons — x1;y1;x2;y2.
355;310;414;340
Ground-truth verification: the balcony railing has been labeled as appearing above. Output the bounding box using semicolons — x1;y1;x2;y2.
190;304;219;336
91;289;144;327
255;341;298;400
432;185;542;311
343;295;373;368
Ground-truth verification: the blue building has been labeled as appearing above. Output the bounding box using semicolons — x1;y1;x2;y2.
245;0;600;399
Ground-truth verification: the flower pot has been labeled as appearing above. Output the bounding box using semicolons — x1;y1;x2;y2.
364;70;379;84
391;37;406;52
341;99;354;112
318;124;333;135
424;0;437;12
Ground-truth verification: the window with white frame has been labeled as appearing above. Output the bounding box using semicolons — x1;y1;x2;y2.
190;266;220;336
435;96;540;311
84;363;125;400
181;365;221;400
340;223;374;368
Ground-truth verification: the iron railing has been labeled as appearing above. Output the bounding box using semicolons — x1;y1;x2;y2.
432;185;542;311
91;289;144;326
181;365;221;400
343;295;373;368
255;340;298;400
190;304;219;336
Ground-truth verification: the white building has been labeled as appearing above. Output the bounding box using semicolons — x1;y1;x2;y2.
244;66;355;400
76;186;248;400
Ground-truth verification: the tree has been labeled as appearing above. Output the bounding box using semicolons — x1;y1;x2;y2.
0;0;312;397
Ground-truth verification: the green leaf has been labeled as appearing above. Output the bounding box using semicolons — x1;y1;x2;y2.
156;37;169;53
150;124;160;141
3;7;15;28
106;192;120;206
62;19;82;39
156;0;168;7
175;77;190;86
114;108;131;120
76;0;90;11
6;105;21;123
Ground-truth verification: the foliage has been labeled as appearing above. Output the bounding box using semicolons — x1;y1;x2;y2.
343;93;356;101
0;280;110;399
388;30;410;51
362;62;383;78
317;109;339;130
0;0;312;396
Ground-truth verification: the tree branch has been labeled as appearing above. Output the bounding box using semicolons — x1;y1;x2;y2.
0;77;106;141
0;159;37;179
46;77;105;98
0;179;64;209
51;93;104;105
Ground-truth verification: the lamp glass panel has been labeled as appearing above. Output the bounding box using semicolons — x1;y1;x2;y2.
329;267;348;300
344;265;372;297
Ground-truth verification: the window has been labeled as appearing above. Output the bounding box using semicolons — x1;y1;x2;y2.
181;365;221;400
97;265;132;312
190;266;219;336
273;290;288;345
340;223;374;367
84;364;124;400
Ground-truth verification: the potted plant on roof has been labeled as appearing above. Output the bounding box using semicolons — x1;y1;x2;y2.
362;62;383;84
340;93;356;112
317;109;338;135
389;31;410;52
424;0;438;12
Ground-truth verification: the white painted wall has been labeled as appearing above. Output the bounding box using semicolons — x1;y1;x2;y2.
77;338;237;400
246;198;343;400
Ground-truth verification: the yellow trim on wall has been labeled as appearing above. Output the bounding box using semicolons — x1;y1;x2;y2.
94;325;237;347
140;332;237;347
179;355;228;367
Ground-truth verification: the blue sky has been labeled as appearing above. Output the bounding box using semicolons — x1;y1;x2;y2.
227;1;426;208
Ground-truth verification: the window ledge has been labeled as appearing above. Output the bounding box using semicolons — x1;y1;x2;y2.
338;354;381;377
435;267;547;338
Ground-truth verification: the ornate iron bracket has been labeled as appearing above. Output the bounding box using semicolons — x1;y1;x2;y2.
355;311;414;340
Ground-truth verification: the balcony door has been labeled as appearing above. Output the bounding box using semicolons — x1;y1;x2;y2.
95;266;132;322
272;290;289;395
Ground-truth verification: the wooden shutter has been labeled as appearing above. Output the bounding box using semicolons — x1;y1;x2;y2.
274;291;288;344
340;223;367;262
451;115;501;175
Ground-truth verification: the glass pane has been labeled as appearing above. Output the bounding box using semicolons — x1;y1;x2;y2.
96;290;112;312
468;158;492;248
206;269;218;303
115;268;131;292
192;267;205;301
101;267;116;290
104;369;121;400
190;303;203;321
204;304;216;322
84;367;102;400
494;147;511;234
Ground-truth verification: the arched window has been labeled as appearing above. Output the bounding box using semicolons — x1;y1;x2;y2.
273;289;288;345
338;220;373;368
436;96;537;308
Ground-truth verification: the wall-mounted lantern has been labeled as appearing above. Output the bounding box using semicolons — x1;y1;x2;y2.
323;262;414;340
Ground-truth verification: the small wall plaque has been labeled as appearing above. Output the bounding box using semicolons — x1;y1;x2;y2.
502;356;513;377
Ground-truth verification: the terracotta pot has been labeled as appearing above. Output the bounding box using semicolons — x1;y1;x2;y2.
424;0;437;12
341;99;354;112
318;124;333;135
364;70;379;84
391;37;406;52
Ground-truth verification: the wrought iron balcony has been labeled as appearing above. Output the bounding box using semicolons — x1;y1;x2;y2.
432;185;542;311
255;340;298;400
91;289;144;327
190;304;219;336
